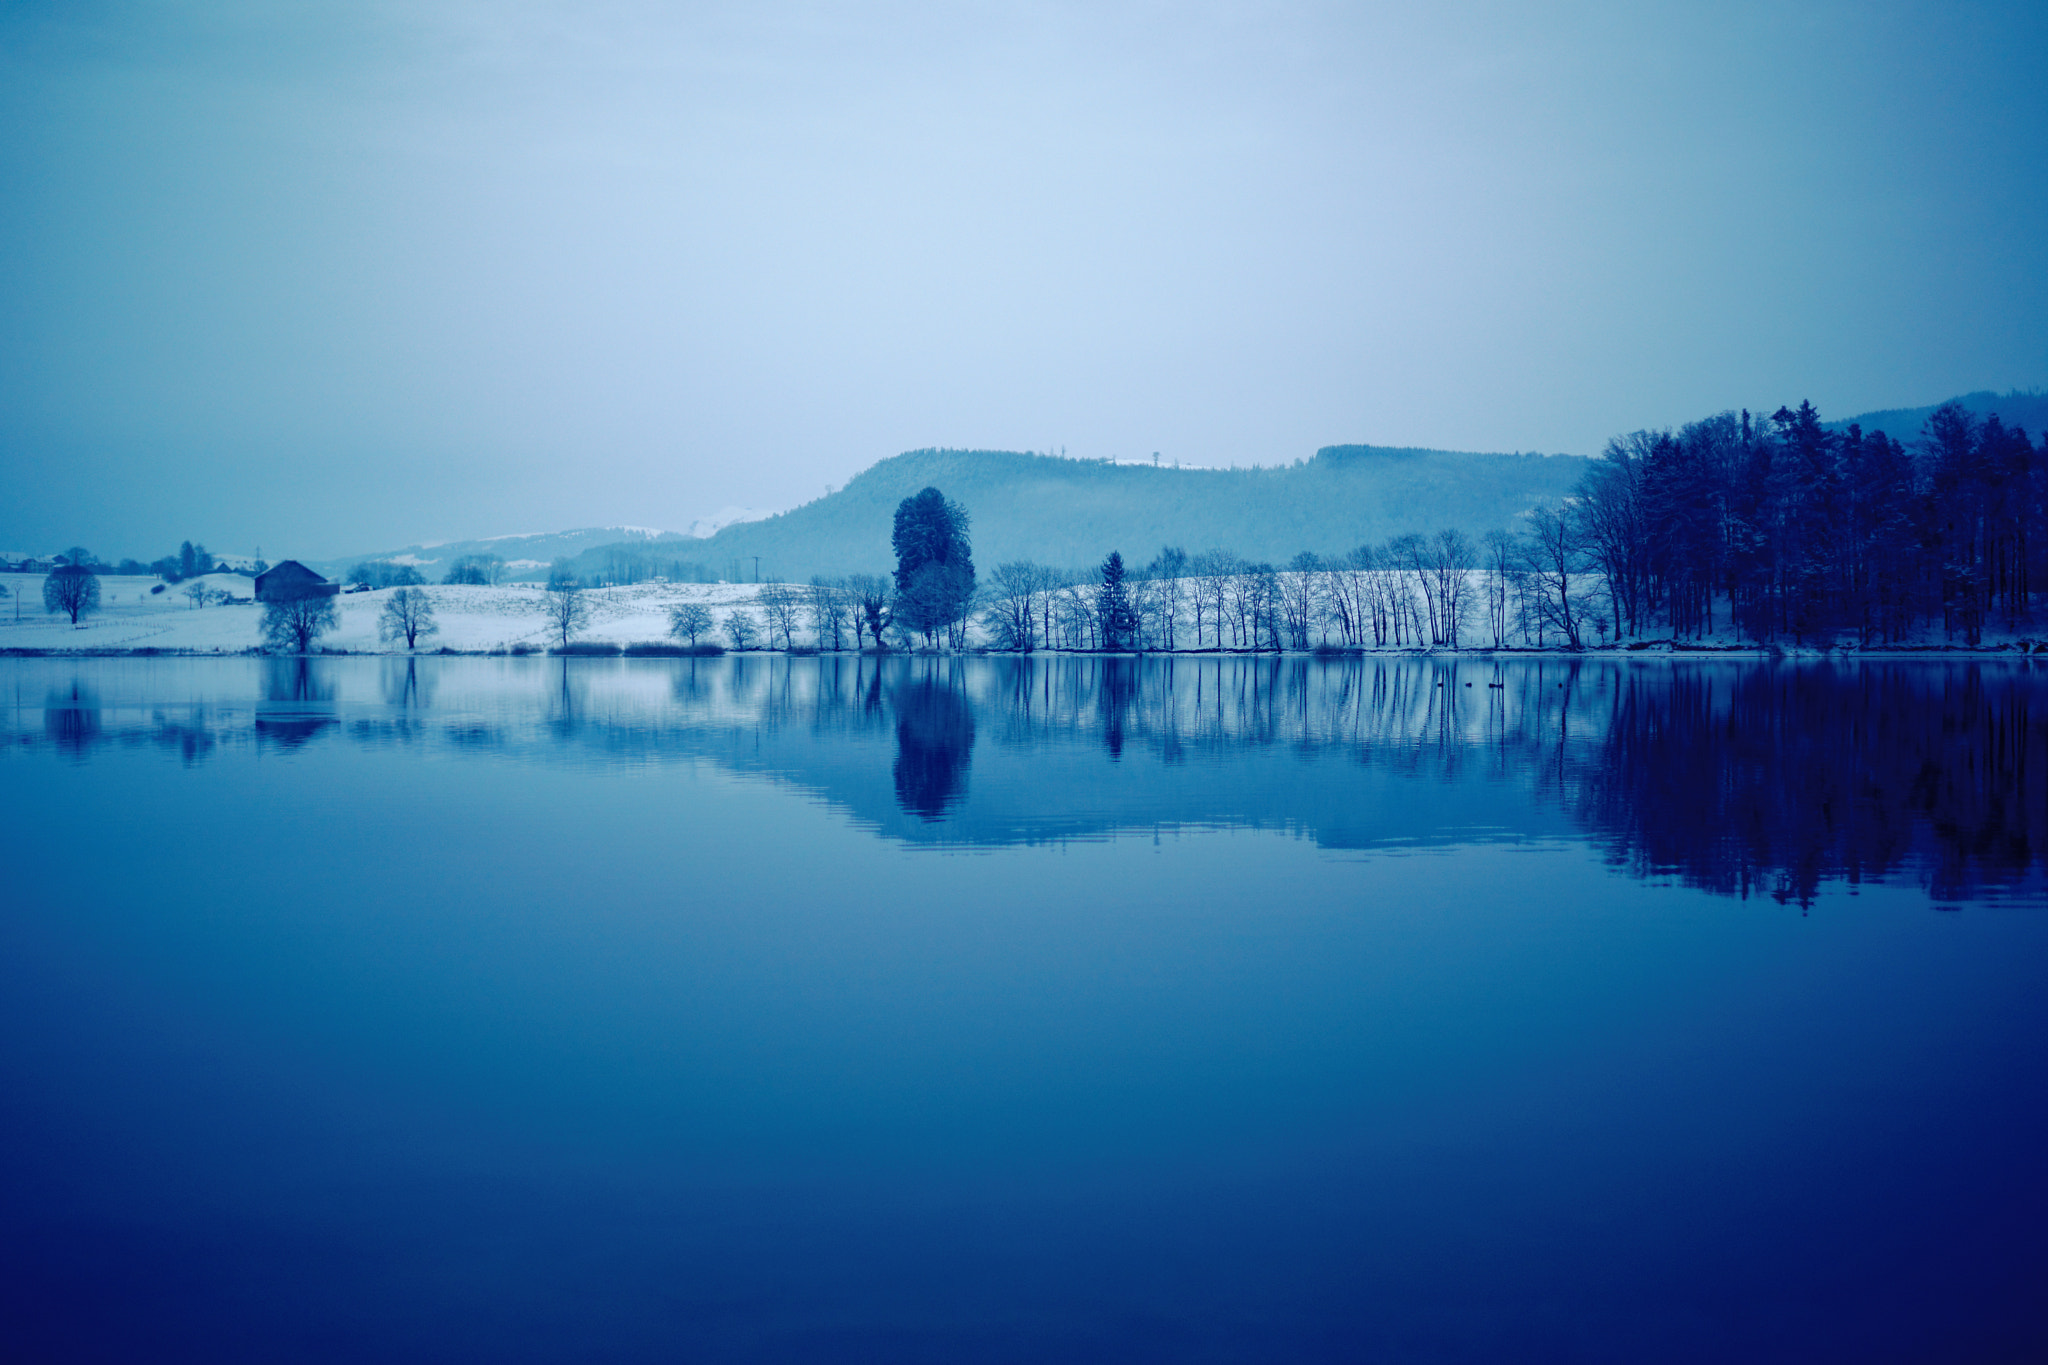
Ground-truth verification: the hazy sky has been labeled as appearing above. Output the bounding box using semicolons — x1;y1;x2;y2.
4;1;2045;558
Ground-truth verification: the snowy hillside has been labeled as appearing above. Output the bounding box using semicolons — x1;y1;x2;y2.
318;514;774;582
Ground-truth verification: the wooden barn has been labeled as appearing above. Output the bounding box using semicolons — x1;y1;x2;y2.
254;561;338;602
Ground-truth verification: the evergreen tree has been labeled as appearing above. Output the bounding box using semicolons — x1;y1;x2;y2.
891;487;975;646
1096;551;1138;649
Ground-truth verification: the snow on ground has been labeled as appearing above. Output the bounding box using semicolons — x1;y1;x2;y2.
0;576;777;653
4;570;2043;654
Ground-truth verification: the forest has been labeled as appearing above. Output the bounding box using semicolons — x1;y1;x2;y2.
1553;398;2048;647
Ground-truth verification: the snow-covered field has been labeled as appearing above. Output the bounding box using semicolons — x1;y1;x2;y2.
4;570;2042;654
0;576;776;653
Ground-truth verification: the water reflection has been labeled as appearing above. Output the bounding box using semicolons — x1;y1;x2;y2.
7;655;2046;905
892;670;975;819
42;683;99;757
256;657;337;749
380;656;436;710
1570;664;2048;906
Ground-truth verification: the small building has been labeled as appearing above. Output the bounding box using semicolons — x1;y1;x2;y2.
254;561;338;602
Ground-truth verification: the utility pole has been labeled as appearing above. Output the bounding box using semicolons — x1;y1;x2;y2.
751;555;760;584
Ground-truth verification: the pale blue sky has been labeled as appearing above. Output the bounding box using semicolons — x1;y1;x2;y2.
3;1;2045;557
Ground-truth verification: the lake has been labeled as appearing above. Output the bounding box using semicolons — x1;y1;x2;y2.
3;655;2045;1362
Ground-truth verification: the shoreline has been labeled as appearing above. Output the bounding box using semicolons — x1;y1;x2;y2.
5;643;2044;660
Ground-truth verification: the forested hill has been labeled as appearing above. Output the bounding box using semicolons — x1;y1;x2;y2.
677;445;1590;582
1829;389;2048;440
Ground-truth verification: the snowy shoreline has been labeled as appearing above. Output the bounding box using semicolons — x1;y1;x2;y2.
4;643;2042;660
6;574;2043;658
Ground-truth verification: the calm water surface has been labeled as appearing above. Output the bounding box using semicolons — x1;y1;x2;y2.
3;656;2045;1362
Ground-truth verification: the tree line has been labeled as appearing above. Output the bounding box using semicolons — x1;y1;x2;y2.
15;541;268;582
926;399;2048;652
1568;400;2047;646
49;397;2048;655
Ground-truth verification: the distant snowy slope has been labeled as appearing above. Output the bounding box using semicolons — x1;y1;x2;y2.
317;514;771;580
686;507;771;539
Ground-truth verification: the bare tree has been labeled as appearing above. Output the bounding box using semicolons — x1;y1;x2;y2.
1055;579;1097;648
984;560;1045;650
1247;563;1284;649
1523;506;1590;649
1578;432;1651;639
1482;529;1517;648
1190;550;1238;647
845;573;892;649
262;593;338;652
807;579;849;649
723;608;761;650
184;579;212;609
1279;552;1323;649
1128;573;1161;649
757;584;803;648
541;578;591;648
1429;529;1474;649
43;566;101;625
668;601;714;646
1149;547;1188;649
378;587;439;649
1224;561;1261;647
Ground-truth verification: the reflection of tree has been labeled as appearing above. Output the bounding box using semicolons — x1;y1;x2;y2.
547;657;584;739
670;658;710;705
12;656;2048;904
1099;656;1138;759
381;657;435;710
43;685;100;757
1560;664;2048;906
265;657;333;704
892;668;975;820
154;708;216;766
257;658;337;749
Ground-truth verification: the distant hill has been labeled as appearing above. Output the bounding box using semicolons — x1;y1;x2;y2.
653;445;1589;583
315;508;778;580
1828;389;2048;441
314;525;695;580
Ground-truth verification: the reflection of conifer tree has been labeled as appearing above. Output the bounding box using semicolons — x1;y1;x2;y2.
891;671;975;819
1098;656;1139;758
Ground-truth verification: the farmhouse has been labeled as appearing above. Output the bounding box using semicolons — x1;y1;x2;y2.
254;561;338;602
